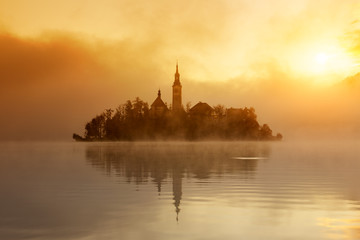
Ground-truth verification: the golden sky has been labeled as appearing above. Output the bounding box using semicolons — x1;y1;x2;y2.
1;0;360;140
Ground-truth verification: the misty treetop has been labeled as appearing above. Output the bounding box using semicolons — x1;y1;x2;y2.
73;97;282;141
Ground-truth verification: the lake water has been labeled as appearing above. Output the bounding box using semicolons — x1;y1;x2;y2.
0;141;360;240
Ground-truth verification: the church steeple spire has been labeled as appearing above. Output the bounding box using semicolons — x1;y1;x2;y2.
174;62;180;85
172;62;182;112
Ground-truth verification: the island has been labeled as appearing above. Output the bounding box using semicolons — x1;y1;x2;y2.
73;64;282;141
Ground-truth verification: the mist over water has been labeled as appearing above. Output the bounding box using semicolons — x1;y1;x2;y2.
0;140;360;240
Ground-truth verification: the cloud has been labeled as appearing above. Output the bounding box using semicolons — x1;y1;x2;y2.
0;32;99;87
0;31;167;140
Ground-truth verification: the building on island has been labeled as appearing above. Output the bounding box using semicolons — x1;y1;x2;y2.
172;63;183;113
150;63;215;118
149;89;168;118
226;107;242;120
150;63;186;116
189;102;214;117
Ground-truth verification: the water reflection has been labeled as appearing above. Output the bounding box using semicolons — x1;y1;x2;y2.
85;142;270;221
1;141;360;239
318;218;360;240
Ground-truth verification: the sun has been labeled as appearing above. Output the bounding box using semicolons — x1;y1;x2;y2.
315;52;330;66
311;52;332;74
290;42;357;84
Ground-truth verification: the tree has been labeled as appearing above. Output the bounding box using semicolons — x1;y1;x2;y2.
185;102;192;113
85;113;106;140
75;98;282;141
259;124;273;140
213;104;225;118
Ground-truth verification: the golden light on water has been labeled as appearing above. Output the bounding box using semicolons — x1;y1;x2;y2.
318;218;360;240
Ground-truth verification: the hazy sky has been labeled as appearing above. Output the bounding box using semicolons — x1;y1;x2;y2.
1;0;360;140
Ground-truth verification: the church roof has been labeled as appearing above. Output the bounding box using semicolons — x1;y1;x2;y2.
151;90;168;109
189;102;213;115
151;97;167;108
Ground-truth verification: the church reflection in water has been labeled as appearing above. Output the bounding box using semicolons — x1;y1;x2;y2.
85;142;270;221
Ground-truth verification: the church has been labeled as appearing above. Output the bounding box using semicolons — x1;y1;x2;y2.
150;63;186;117
77;62;281;141
150;63;213;118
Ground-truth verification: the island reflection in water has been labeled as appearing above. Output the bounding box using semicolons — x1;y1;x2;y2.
1;141;360;240
84;141;360;240
86;142;270;222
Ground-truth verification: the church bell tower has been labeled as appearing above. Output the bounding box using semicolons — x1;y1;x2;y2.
172;63;182;112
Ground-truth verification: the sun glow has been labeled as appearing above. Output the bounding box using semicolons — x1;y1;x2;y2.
290;42;357;85
315;52;330;66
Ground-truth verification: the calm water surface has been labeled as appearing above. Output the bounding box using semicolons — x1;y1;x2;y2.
0;141;360;240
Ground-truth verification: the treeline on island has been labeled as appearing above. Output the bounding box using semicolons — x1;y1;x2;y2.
73;97;282;141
